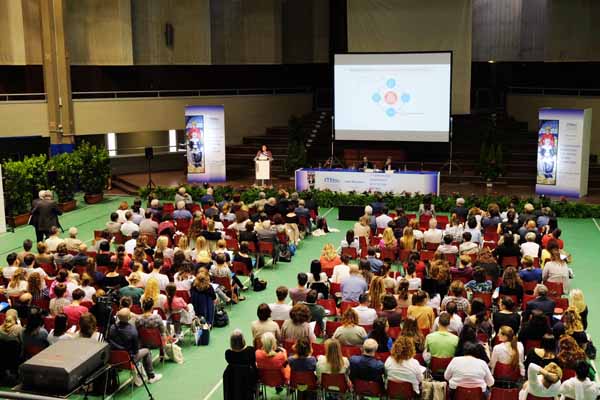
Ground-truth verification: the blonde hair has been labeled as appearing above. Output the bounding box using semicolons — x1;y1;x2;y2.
382;227;396;248
324;339;344;373
369;277;385;311
569;289;586;314
144;278;160;306
563;307;584;335
400;227;415;250
261;332;278;357
177;235;189;250
9;268;25;289
0;309;19;333
156;236;169;252
499;326;519;369
128;272;141;285
321;243;337;261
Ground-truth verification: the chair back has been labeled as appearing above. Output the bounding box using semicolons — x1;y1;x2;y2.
524;339;542;353
473;292;493;309
329;282;341;297
274;319;285;328
492;387;520;400
258;241;275;257
420;250;435;261
232;261;250;276
43;316;55;331
258;368;287;388
381;247;398;261
339;301;359;314
430;356;453;374
522;294;536;311
425;242;438;251
388;326;401;339
501;256;520;268
325;320;342;338
175;219;191;234
526;394;556;400
24;344;45;359
341;345;361;358
213;275;233;293
175;290;191;303
359;236;368;257
522;280;538;294
341;247;358;259
353;379;384;397
40;263;56;277
80;300;94;310
455;386;484;400
374;352;390;362
545;281;564;298
562;368;576;382
226;238;240;252
289;370;317;391
494;362;521;381
138;326;164;349
387;380;417;399
110;350;134;370
317;299;337;316
312;342;325;357
320;373;349;393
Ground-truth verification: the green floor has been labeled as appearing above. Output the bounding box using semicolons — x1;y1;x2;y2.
1;196;599;399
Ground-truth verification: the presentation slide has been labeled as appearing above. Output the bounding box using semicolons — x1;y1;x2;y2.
334;52;451;142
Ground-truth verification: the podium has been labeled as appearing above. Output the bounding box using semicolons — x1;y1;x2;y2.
255;158;271;186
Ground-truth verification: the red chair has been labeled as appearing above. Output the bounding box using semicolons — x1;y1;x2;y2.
274;320;285;328
329;282;341;298
483;231;499;243
312;342;325;357
325;320;342;338
39;263;55;277
374;351;390;362
283;339;296;355
175;218;191;234
473;292;493;309
533;258;540;268
562;368;576;382
320;373;350;395
555;297;568;311
419;215;432;230
388;326;401;339
436;215;449;227
430;356;453;377
501;256;520;268
341;346;362;358
492;387;520;400
110;349;136;395
420;250;435;261
370;236;381;247
258;241;277;264
80;300;94;310
353;379;384;397
494;362;521;381
225;238;240;252
424;242;439;251
341;247;358;259
522;280;538;294
522;294;536;311
232;261;250;276
258;368;288;398
526;394;556;400
340;301;359;314
138;327;165;363
289;370;318;395
455;386;485;400
213;275;233;295
399;249;411;262
131;304;143;315
162;203;175;214
545;281;564;298
359;236;368;257
276;232;289;245
387;380;418;399
359;324;373;333
24;344;46;359
43;316;55;331
175;290;191;304
317;298;337;316
444;253;457;266
524;339;542;353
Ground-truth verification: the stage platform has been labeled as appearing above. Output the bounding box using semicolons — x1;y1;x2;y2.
110;170;600;204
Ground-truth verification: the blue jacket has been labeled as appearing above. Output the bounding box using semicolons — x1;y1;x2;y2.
349;355;384;384
191;286;216;325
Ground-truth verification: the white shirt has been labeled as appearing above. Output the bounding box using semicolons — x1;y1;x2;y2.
398;276;421;291
2;265;18;280
560;377;600;400
444;356;494;391
352;305;377;325
146;271;170;292
490;341;525;377
269;303;292;321
518;363;561;400
542;261;570;292
376;214;393;229
120;221;140;237
48;331;74;345
413;229;424;241
432;314;463;335
79;286;96;301
521;242;540;258
460;241;480;254
45;236;65;252
423;229;444;244
385;357;426;393
25;267;48;287
331;263;351;283
307;272;328;285
173;273;194;291
124;238;137;255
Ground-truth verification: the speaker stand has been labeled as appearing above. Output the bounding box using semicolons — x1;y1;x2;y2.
324;115;344;168
146;158;156;191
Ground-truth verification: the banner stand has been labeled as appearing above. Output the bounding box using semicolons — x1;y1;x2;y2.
185;106;226;183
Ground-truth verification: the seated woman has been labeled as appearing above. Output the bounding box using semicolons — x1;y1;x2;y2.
400;262;421;291
400;318;425;353
173;261;195;292
399;226;417;251
319;244;341;277
223;329;257;400
255;332;290;381
288;337;317;373
395;279;412;309
455;325;489;362
0;309;23;342
340;230;360;252
140;277;168;311
557;336;592;380
444;214;464;243
281;304;316;343
525;334;558;370
444;342;494;393
35;242;54;266
20;308;49;354
465;267;493;294
492;296;521;335
212;239;232;263
368;317;392;353
379;227;397;251
6;268;27;297
251;303;281;345
499;266;524;305
553;307;588;348
47;314;74;345
49;283;70;316
165;283;188;335
490;325;525;377
441;281;470;314
120;272;143;305
190;271;217;326
519;255;542;285
407;290;435;331
559;360;599;400
232;242;255;281
194;236;213;266
384;336;426;395
76;313;102;340
519;362;562;400
333;309;367;346
284;204;300;246
353;215;371;239
316;339;349;381
494;233;522;266
210;254;246;302
307;260;329;300
450;256;474;283
569;289;588;330
378;294;402;328
464;298;493;340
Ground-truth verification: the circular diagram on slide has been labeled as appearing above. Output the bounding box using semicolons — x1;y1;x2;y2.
371;78;411;117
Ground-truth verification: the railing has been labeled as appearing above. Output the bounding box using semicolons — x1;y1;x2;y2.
0;87;312;102
508;86;600;97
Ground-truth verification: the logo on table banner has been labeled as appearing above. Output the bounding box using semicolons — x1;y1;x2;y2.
323;177;340;184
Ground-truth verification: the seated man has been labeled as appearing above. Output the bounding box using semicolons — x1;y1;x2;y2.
288;273;308;305
366;248;383;274
375;207;393;230
173;201;193;220
349;338;385;385
341;265;368;302
105;213;122;234
424;312;459;363
459;232;479;255
18;239;34;265
437;234;459;255
199;187;214;206
269;286;292;321
524;284;555;319
174;187;193;205
120;212;140;237
64;227;83;252
353;293;378;326
139;211;159;235
108;308;162;384
423;219;443;245
45;226;65;252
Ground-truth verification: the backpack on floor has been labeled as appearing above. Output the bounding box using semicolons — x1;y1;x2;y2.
278;244;292;262
213;306;229;328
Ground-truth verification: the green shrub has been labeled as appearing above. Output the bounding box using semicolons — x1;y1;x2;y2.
48;152;81;202
75;141;110;195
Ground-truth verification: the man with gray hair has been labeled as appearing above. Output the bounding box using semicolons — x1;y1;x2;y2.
524;284;556;319
30;190;62;242
173;200;192;220
108;308;162;384
349;338;385;385
451;197;468;221
174;186;193;205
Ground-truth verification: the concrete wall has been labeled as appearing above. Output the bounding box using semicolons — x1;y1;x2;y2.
0;93;313;145
506;93;600;155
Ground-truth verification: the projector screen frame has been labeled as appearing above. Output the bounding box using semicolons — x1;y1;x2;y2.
333;50;453;142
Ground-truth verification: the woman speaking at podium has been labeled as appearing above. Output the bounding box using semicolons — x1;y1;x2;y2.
255;145;273;187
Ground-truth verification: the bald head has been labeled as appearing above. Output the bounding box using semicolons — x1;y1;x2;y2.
363;338;378;355
117;308;130;323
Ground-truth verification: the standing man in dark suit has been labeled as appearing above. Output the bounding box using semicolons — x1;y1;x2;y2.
30;190;62;243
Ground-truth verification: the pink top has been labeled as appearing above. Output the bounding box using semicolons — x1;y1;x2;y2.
255;349;290;380
62;304;88;326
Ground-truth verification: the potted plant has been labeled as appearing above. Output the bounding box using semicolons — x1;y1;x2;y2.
478;142;504;187
285;116;307;176
48;152;81;212
76;141;110;204
2;159;34;226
